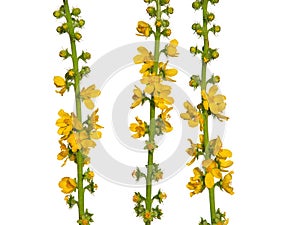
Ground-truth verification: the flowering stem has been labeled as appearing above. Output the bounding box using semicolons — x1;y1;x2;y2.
201;0;216;223
64;0;85;219
145;2;161;224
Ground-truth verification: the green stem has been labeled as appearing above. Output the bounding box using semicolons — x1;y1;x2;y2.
201;0;216;223
64;0;84;220
145;2;161;225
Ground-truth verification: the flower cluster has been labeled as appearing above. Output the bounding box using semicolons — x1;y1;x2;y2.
53;1;102;224
130;0;178;224
181;0;233;225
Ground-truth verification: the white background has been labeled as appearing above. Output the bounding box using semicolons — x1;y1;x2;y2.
1;0;300;224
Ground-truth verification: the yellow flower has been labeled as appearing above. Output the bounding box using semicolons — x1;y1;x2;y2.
67;133;79;152
80;84;101;110
185;138;202;166
133;193;140;203
153;83;174;110
133;46;153;64
166;39;179;57
222;171;234;195
202;85;228;121
87;171;94;180
180;101;204;128
186;167;205;197
158;107;173;132
90;108;104;130
136;21;152;37
202;159;222;188
140;75;161;94
58;177;76;194
72;113;83;130
56;109;73;139
131;86;144;109
139;60;154;76
159;61;177;82
159;192;167;200
53;76;67;96
57;140;69;166
75;130;97;150
129;117;146;138
211;137;234;170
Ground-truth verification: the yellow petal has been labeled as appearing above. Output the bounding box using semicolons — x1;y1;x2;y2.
188;120;199;127
54;76;65;87
84;99;94;109
90;131;102;139
205;173;214;188
208;85;218;96
180;113;191;120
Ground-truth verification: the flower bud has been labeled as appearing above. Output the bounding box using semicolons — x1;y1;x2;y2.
210;0;219;4
207;13;215;22
144;0;151;3
59;49;69;59
74;32;82;41
146;6;156;17
78;19;85;28
211;50;219;59
213;75;220;83
62;23;68;32
167;7;174;14
161;0;170;5
72;8;81;16
192;23;201;31
190;46;197;55
155;20;162;27
192;1;201;10
80;66;91;76
53;10;63;19
196;29;203;36
162;28;171;37
189;75;201;88
212;25;221;34
56;26;64;34
83;52;91;60
162;20;170;27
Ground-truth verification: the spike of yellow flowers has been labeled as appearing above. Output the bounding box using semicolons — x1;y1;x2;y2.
80;84;101;109
129;117;147;138
54;76;67;96
58;177;77;194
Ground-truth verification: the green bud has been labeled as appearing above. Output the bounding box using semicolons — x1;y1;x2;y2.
80;66;91;76
190;46;197;54
53;10;63;19
211;50;219;59
167;7;174;14
207;13;215;22
213;75;220;83
59;49;69;59
161;0;170;5
80;51;91;62
210;0;219;4
59;5;65;12
196;29;203;36
162;20;170;27
162;28;171;37
192;1;201;10
144;0;151;3
189;75;201;88
146;6;156;17
78;19;85;28
74;32;82;41
62;23;68;32
72;8;81;16
192;23;201;31
56;26;64;34
212;25;221;34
